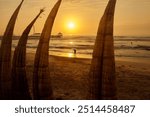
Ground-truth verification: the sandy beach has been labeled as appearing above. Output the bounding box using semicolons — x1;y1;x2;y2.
25;53;150;100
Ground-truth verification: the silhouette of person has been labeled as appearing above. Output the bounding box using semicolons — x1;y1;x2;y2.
73;48;76;54
131;41;133;48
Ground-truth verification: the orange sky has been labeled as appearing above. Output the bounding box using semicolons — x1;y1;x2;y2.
0;0;150;36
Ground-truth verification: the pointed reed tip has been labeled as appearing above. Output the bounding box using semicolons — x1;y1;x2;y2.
57;0;62;3
40;7;45;13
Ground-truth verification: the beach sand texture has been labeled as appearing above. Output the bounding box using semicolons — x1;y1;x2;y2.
25;53;150;100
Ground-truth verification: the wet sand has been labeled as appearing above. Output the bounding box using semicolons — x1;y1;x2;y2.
26;53;150;100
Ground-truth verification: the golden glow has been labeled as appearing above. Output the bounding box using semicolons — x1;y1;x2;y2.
61;16;82;35
69;41;73;44
68;53;74;58
0;1;150;36
67;22;75;29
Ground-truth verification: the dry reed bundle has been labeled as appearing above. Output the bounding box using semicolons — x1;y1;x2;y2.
11;9;44;100
33;0;62;100
0;0;24;99
88;0;117;100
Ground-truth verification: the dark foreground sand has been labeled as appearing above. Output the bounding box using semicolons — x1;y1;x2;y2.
26;53;150;100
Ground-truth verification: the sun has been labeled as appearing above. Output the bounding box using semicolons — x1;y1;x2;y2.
64;19;78;34
67;22;75;29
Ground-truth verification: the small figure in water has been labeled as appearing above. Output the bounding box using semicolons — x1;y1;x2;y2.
131;41;133;48
73;48;77;54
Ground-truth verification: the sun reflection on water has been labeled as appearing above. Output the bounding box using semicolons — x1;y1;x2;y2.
68;53;76;58
69;41;73;44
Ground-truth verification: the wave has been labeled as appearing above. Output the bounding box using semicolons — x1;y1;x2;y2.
115;55;150;58
12;44;150;51
1;35;150;59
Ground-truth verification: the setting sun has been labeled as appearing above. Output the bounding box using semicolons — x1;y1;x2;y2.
67;22;75;29
62;17;81;34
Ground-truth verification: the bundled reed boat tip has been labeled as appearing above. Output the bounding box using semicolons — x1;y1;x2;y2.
0;0;24;99
11;9;44;100
33;0;62;100
88;0;117;100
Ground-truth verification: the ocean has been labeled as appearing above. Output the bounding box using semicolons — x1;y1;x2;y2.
0;36;150;60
